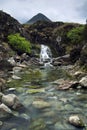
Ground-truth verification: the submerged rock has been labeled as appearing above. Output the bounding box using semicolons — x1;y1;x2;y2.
69;115;85;128
29;118;47;130
26;88;45;94
32;100;50;109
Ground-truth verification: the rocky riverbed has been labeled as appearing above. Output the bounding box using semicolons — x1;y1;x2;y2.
0;58;87;130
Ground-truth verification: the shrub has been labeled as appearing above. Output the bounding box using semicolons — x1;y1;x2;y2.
8;33;31;54
67;26;84;45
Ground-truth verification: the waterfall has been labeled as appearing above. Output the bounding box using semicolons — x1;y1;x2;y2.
40;45;52;66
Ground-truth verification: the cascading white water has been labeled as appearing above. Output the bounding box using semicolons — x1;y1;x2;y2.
40;45;52;66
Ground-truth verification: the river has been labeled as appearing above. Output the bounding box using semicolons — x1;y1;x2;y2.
3;64;87;130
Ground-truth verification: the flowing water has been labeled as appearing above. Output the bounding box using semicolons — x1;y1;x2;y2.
1;45;87;130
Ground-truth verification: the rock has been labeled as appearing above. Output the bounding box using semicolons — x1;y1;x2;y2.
13;66;22;73
26;88;45;94
52;78;65;85
1;94;22;109
0;103;12;118
0;78;6;92
0;92;4;101
70;47;81;63
52;54;70;66
32;100;50;109
80;43;87;65
12;75;21;80
79;76;87;88
0;121;3;126
29;118;47;130
8;57;16;66
56;80;79;90
69;115;84;127
73;71;85;79
0;59;13;70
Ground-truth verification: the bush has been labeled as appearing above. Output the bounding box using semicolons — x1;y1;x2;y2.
67;26;84;45
8;33;31;54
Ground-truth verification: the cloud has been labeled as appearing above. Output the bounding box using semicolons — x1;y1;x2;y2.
0;0;86;24
77;0;87;20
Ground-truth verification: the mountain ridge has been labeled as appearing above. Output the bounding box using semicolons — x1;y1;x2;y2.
26;13;52;24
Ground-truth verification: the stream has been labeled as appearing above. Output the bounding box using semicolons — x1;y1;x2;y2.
2;64;87;130
1;45;87;130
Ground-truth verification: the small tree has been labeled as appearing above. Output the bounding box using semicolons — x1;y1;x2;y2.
8;33;31;54
67;26;84;45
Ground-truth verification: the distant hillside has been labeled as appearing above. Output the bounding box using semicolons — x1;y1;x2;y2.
26;13;51;24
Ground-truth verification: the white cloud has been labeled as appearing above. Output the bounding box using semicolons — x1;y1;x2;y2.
0;0;86;24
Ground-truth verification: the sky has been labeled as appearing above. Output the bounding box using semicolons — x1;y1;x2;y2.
0;0;87;24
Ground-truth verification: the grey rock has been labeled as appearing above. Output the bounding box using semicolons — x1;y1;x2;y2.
2;94;22;109
69;115;84;127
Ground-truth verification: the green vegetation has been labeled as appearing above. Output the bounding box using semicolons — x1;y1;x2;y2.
67;26;84;45
8;33;31;54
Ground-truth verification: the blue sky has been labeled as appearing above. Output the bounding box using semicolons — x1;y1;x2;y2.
0;0;86;24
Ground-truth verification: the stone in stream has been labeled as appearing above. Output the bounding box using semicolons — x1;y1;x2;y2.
1;94;22;110
12;75;21;80
29;118;47;130
0;103;12;118
56;80;79;90
69;115;85;128
32;100;50;109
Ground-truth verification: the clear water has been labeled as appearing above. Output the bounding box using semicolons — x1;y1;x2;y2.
2;65;87;130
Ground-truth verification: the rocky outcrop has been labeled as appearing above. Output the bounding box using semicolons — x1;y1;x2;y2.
0;10;21;41
0;10;29;41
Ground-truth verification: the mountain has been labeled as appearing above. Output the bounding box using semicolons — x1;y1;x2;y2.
26;13;51;24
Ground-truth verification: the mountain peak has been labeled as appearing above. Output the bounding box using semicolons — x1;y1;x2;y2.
26;13;51;24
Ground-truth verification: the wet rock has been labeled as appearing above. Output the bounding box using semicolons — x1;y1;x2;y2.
26;88;45;94
0;121;3;126
32;100;50;109
79;76;87;88
52;54;70;66
0;103;12;118
56;80;79;90
1;94;22;109
13;66;22;73
12;75;21;80
53;78;65;85
73;71;85;78
69;115;85;127
29;118;47;130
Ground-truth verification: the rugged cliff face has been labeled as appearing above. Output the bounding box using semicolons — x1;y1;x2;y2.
0;10;29;41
